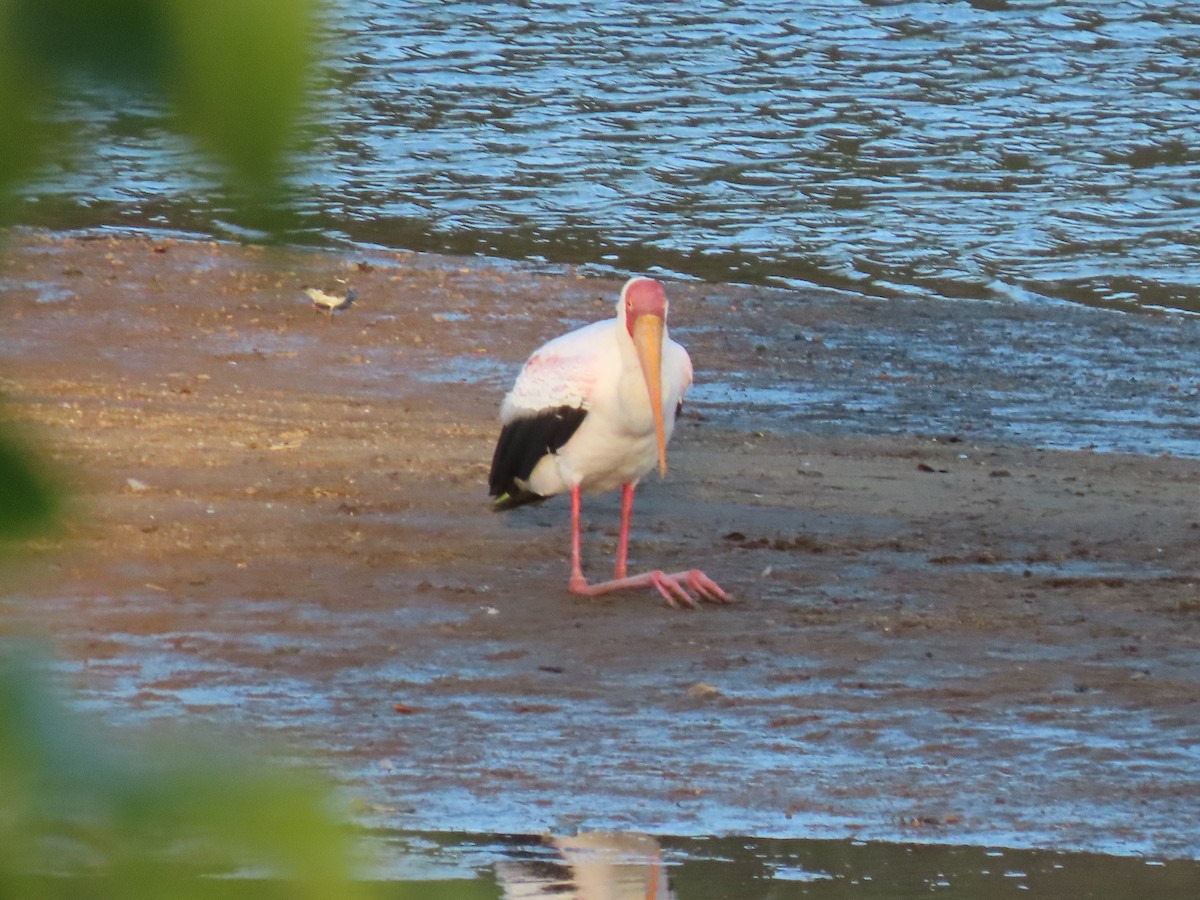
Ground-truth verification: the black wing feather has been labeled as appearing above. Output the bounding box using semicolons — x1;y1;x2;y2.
489;405;587;510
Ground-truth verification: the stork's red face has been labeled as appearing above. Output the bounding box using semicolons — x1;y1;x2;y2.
623;277;668;334
622;277;669;477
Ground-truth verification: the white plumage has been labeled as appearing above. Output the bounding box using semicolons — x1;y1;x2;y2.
488;277;727;608
500;305;692;497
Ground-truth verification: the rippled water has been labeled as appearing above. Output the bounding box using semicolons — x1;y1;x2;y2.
17;1;1200;312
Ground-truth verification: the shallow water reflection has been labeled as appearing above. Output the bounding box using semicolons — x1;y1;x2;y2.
367;829;1200;899
496;832;671;899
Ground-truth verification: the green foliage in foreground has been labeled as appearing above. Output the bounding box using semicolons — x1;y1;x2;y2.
0;0;315;207
0;2;398;898
0;650;369;899
0;0;318;540
0;421;57;544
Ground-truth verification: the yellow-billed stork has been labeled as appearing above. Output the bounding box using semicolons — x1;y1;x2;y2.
488;276;728;608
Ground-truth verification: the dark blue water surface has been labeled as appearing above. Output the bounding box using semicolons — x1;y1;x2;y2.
18;1;1200;312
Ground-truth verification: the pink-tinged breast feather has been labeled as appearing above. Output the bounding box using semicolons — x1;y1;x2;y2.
502;321;612;421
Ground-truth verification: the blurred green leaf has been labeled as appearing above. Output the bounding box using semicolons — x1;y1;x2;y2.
0;648;369;899
4;0;168;81
0;5;399;899
0;0;315;198
0;23;44;203
0;422;57;542
163;0;314;185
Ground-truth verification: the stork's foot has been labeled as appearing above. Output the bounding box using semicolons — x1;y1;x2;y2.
569;569;730;609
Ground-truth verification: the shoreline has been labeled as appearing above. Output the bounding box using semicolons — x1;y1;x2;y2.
1;229;1198;859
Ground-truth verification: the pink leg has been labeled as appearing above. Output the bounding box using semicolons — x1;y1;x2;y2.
566;483;730;609
614;483;634;579
568;484;587;593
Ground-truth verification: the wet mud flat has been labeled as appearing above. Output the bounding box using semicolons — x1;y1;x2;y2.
0;229;1198;866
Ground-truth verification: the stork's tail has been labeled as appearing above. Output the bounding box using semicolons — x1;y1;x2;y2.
490;488;545;512
488;406;585;512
